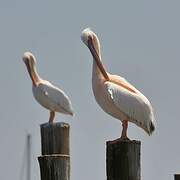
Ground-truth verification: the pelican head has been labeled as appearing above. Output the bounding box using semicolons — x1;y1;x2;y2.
23;52;36;67
22;52;39;86
81;28;101;61
81;28;109;80
81;28;100;50
81;28;93;45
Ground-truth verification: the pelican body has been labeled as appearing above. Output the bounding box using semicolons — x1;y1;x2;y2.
81;28;155;139
23;52;73;123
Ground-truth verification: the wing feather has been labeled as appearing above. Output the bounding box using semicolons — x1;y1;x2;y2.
105;80;155;134
33;81;74;115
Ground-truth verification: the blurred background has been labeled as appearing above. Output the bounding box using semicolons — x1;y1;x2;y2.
0;1;180;180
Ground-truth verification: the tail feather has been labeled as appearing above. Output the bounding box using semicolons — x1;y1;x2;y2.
149;121;155;135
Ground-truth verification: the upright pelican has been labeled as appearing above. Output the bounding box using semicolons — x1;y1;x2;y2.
22;52;74;123
81;28;155;139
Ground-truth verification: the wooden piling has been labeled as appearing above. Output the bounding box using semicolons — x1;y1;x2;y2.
174;174;180;180
106;139;141;180
38;122;70;180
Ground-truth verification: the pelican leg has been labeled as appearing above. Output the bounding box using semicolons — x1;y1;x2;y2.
49;111;55;123
120;120;129;140
108;120;130;144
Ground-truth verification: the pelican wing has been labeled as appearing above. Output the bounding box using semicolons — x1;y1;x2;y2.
105;81;155;134
34;81;74;115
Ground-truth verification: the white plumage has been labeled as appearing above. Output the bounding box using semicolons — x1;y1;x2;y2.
33;80;73;115
81;28;155;139
23;52;73;123
106;81;154;134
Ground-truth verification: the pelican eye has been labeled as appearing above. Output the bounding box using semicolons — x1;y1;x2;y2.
23;56;30;65
25;57;29;61
88;35;93;41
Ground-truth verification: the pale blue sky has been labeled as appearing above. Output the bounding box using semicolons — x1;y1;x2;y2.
0;1;180;180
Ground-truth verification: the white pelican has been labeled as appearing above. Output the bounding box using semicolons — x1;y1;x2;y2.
81;28;155;140
22;52;74;123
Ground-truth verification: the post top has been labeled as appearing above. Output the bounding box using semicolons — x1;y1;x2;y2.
38;154;70;159
40;122;70;128
174;174;180;180
107;138;141;145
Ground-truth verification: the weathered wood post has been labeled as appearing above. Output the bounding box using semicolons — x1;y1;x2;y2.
174;174;180;180
106;139;141;180
38;122;70;180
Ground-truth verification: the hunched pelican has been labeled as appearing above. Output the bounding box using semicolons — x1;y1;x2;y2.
81;28;155;139
22;52;74;123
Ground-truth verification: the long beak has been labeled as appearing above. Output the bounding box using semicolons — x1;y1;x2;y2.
25;61;37;86
88;37;109;80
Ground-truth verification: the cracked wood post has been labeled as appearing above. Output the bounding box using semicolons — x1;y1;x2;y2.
106;140;141;180
38;122;70;180
174;174;180;180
